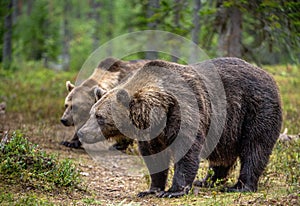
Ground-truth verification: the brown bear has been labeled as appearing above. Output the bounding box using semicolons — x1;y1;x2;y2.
60;57;149;149
77;57;282;198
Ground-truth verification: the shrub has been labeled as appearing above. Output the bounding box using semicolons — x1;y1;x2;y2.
0;131;81;191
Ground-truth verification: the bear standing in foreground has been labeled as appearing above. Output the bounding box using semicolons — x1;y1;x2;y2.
60;57;148;149
78;57;282;198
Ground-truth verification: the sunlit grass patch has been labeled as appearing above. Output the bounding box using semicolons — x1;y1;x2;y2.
264;140;300;193
264;64;300;134
0;191;55;206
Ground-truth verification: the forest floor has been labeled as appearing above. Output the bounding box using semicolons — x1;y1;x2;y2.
1;112;299;206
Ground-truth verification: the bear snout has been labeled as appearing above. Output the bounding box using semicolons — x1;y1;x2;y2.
61;118;72;126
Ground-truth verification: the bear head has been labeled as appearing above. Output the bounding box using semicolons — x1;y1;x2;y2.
60;80;106;129
77;85;174;144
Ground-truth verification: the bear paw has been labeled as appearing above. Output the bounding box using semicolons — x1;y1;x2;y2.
60;140;82;149
222;184;256;193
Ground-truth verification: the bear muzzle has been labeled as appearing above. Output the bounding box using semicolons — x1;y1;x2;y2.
60;118;74;126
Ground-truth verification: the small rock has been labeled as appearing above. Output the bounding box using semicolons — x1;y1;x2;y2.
279;128;299;142
80;172;90;176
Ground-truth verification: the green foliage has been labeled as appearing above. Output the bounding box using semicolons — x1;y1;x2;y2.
0;0;299;69
268;140;300;191
238;0;300;64
82;198;102;205
14;0;61;61
0;191;54;206
0;131;81;191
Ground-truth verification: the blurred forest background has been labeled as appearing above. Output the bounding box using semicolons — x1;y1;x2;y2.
1;0;299;71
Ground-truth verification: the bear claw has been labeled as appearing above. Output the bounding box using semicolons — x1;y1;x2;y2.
137;190;157;198
156;191;187;198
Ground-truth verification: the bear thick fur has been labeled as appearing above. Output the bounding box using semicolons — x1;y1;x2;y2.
78;57;282;197
60;57;149;149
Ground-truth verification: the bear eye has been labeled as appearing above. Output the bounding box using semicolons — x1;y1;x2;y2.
95;113;105;125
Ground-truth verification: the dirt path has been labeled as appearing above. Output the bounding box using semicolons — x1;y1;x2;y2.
0;113;177;205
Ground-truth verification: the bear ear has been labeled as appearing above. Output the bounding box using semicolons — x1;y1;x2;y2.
66;81;75;92
93;86;107;101
116;89;131;107
97;57;122;72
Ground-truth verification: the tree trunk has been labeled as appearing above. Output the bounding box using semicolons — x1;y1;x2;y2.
17;0;22;16
228;6;242;57
217;5;242;57
190;0;201;63
26;0;32;15
191;0;201;45
2;0;13;69
106;0;114;56
171;0;182;62
173;0;181;28
12;0;18;24
146;0;160;59
216;2;228;57
147;0;159;29
90;0;101;51
62;0;70;70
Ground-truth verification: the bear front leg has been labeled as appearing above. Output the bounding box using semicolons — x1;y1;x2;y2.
137;141;170;197
157;145;200;198
109;138;134;151
61;133;82;149
137;169;169;197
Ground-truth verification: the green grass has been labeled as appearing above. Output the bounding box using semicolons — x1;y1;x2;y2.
0;191;55;206
0;131;82;191
264;64;300;134
0;61;75;124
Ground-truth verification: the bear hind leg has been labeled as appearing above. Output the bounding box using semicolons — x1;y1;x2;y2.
226;126;279;192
